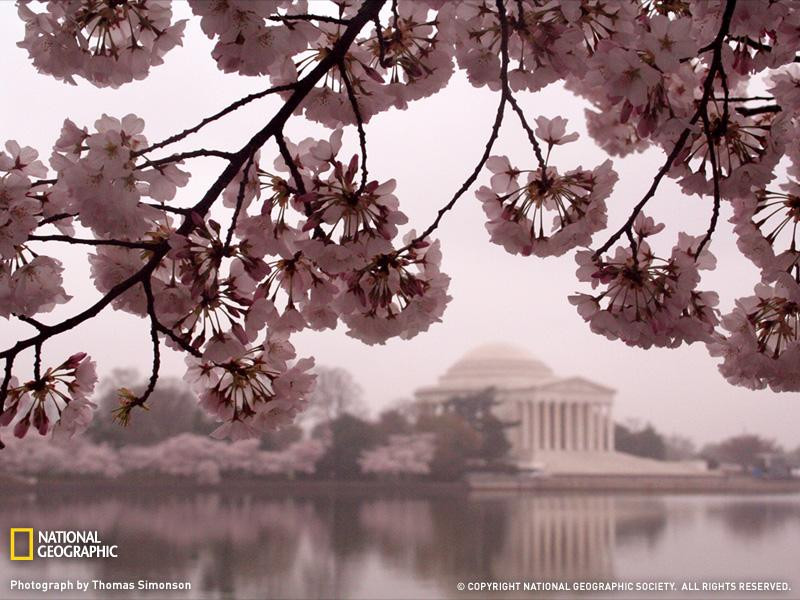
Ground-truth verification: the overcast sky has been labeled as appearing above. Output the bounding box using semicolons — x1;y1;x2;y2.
2;5;799;448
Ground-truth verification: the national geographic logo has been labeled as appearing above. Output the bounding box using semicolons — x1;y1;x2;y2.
9;529;118;560
9;529;33;561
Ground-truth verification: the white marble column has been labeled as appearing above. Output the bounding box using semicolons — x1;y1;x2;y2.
575;403;585;451
594;405;601;451
553;402;562;451
541;402;550;450
606;405;614;452
540;402;547;451
587;404;596;451
564;402;573;451
531;401;539;453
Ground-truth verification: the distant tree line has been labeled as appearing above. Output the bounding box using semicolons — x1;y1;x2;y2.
3;367;795;484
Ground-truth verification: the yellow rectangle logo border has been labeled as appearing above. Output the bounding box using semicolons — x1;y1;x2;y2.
10;528;33;561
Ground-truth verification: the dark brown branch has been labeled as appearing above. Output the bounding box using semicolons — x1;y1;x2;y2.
717;96;774;102
268;14;351;25
594;0;739;258
372;16;390;68
224;152;256;250
27;234;157;249
735;105;781;117
13;313;48;331
407;0;510;246
505;89;548;178
136;82;298;155
140;281;161;405
30;178;56;188
114;280;161;424
0;357;13;418
0;1;385;410
338;59;369;193
36;213;74;227
138;149;234;169
695;104;723;257
141;203;191;215
498;5;547;178
276;133;307;195
154;321;202;358
33;342;42;382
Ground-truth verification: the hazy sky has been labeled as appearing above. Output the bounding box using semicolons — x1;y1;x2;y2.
2;5;799;448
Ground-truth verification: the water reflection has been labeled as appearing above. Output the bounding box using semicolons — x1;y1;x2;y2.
1;489;799;599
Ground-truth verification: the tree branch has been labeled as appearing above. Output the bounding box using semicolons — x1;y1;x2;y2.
224;152;256;250
27;234;157;249
407;0;510;247
268;14;351;25
138;149;234;169
735;105;781;117
276;133;307;195
136;82;298;155
593;0;739;258
339;59;370;194
0;1;386;409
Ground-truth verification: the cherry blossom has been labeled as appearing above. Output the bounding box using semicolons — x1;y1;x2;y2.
570;222;718;349
335;233;451;345
6;0;800;449
18;0;186;87
359;433;436;477
184;341;315;439
0;353;97;439
709;281;800;392
476;154;617;257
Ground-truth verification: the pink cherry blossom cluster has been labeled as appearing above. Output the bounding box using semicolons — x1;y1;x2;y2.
17;0;186;87
7;0;800;453
0;141;72;320
2;432;327;482
359;433;436;477
0;353;97;439
570;217;720;349
476;118;618;257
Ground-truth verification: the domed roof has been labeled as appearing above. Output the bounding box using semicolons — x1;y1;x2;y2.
436;343;553;390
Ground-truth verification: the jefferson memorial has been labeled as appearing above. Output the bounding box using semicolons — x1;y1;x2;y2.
414;343;702;475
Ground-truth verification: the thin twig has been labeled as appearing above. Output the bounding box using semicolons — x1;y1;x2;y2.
338;59;369;193
36;213;74;228
695;104;724;257
593;0;739;258
268;14;351;25
224;152;256;250
406;0;510;247
0;357;13;413
136;82;298;155
27;234;157;249
735;105;781;117
13;314;48;331
276;133;307;195
118;279;161;419
138;149;234;169
33;343;42;382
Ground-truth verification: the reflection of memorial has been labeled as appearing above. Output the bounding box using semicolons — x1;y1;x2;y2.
415;344;704;475
489;495;616;580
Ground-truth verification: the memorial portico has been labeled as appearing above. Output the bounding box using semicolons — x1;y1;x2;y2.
414;343;616;467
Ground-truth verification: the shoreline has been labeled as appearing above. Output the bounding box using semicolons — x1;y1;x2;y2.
2;474;799;496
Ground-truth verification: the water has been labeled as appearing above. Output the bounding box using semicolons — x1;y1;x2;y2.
1;488;799;599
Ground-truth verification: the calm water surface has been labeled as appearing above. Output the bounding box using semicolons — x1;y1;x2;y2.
1;489;799;599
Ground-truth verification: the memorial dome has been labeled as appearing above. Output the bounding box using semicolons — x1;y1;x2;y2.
436;343;554;390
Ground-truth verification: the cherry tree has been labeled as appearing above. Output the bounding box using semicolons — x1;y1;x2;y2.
3;0;800;448
359;432;436;477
